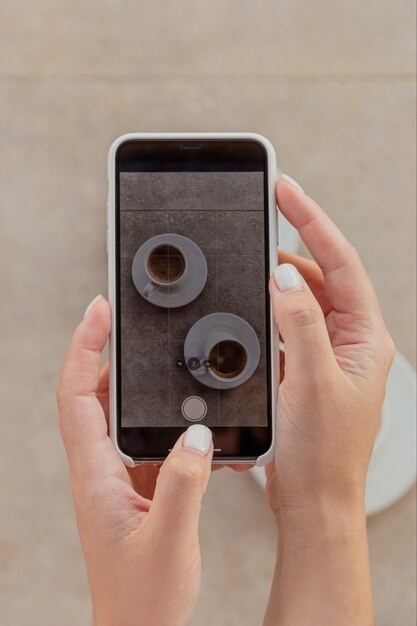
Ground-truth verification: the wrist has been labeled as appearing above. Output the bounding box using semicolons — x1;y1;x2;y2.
93;609;116;626
275;490;367;552
264;494;373;626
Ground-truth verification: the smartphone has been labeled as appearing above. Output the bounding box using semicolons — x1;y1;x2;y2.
107;133;279;466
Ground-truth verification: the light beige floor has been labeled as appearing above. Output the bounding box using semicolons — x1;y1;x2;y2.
0;2;415;625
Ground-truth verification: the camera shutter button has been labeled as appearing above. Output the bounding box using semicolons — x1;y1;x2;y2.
181;396;207;422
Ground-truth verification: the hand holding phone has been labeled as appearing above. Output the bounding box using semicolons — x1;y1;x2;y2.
263;178;394;626
57;297;216;626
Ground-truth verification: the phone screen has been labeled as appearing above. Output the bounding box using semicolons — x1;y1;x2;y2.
115;139;272;459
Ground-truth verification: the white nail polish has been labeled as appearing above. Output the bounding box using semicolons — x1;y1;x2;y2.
183;424;212;455
84;295;103;318
281;174;305;194
274;264;303;292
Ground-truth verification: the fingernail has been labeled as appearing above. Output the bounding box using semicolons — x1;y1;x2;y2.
281;174;304;194
274;264;303;292
84;295;103;318
183;424;212;455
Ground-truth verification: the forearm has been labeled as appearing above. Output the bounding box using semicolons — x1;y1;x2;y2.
263;500;374;626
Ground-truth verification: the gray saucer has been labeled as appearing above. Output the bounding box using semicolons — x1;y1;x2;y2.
132;233;208;309
184;312;261;389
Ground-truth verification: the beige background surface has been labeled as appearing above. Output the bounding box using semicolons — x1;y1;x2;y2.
0;2;415;625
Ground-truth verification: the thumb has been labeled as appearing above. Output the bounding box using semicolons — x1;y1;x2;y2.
269;263;335;383
148;425;213;538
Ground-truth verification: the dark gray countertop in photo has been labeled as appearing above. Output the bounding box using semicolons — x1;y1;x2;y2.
119;171;269;427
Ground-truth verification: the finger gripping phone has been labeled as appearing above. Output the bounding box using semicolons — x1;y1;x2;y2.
108;133;279;466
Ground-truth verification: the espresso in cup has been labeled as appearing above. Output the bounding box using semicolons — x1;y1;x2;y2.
208;340;248;379
146;244;186;286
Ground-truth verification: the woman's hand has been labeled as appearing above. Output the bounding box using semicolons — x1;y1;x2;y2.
263;178;394;626
56;298;213;626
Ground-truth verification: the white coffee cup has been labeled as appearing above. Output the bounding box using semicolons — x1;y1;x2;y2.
192;330;250;383
143;242;188;299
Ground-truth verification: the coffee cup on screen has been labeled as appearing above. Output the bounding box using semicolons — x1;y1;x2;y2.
143;242;187;298
191;330;251;383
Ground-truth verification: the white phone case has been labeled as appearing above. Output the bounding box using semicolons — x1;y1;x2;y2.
107;132;280;467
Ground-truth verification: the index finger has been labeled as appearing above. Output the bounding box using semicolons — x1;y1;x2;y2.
276;179;381;318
